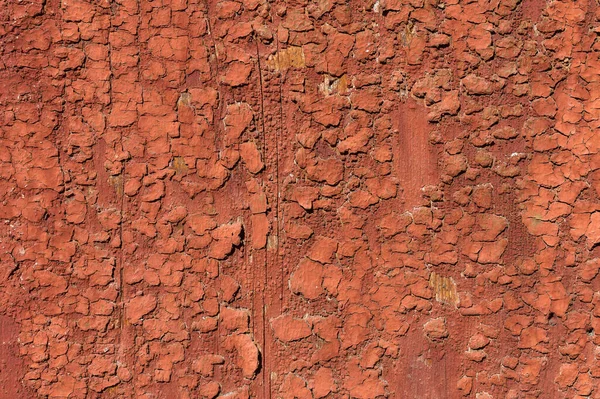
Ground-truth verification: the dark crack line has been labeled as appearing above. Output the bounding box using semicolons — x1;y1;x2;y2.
275;32;283;315
109;0;127;374
204;0;228;364
254;35;270;399
204;8;225;152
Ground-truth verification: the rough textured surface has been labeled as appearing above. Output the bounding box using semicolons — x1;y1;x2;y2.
1;0;600;397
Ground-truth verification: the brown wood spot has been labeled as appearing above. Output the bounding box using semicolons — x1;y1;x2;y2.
265;46;305;72
318;75;349;96
429;272;459;306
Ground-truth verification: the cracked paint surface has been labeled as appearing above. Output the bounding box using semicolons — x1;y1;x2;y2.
1;0;600;397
